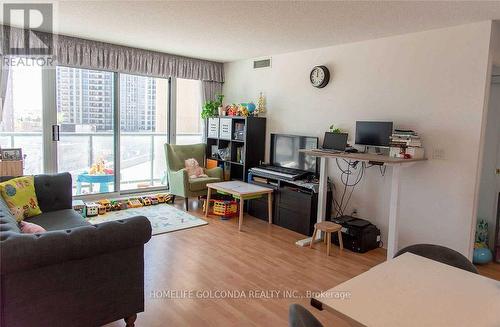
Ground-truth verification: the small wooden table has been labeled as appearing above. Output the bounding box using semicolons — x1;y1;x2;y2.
313;253;500;327
205;181;273;231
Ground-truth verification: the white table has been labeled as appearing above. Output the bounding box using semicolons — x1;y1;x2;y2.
205;181;273;231
313;253;500;327
298;150;426;259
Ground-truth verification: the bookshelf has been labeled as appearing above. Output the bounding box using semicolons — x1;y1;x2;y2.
206;116;266;182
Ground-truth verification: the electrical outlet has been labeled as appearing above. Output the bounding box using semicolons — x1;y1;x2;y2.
432;148;445;160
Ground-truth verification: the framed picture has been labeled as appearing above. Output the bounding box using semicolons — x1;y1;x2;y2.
1;148;23;161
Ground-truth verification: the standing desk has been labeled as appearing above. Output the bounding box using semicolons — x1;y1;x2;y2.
298;150;426;259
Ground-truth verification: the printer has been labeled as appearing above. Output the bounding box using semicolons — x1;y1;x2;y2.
330;215;381;253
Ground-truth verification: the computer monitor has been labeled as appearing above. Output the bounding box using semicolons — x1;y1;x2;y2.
355;121;393;147
270;134;318;174
323;132;348;151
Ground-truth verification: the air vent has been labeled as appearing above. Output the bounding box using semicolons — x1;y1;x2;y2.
253;58;271;69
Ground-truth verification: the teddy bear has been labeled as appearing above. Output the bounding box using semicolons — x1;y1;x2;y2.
184;158;208;179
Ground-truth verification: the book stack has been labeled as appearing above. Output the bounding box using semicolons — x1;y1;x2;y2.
390;129;422;147
389;129;424;159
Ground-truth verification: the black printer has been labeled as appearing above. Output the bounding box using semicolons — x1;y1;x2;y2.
330;215;381;253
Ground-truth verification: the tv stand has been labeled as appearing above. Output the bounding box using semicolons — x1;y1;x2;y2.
247;170;332;236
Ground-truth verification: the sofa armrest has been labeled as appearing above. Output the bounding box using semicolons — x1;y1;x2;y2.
0;216;152;275
205;166;223;180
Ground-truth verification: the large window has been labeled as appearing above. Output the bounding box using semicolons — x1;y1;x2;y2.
56;67;115;195
0;58;44;175
176;78;203;144
119;74;169;191
2;58;204;196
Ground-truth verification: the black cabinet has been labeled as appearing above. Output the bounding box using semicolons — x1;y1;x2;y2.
248;176;332;236
206;116;266;181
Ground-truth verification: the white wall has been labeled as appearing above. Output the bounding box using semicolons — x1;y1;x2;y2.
224;22;493;256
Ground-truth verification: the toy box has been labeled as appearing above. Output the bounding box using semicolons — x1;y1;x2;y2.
86;203;99;217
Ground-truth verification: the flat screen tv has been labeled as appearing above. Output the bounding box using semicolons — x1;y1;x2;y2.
270;134;318;174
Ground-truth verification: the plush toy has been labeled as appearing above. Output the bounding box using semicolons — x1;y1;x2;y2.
185;158;208;179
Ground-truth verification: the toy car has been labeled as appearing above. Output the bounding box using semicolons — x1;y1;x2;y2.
72;200;86;217
128;198;143;208
98;205;107;215
140;197;152;206
119;200;129;210
86;203;99;217
110;200;121;211
150;196;159;205
97;199;112;212
157;194;167;203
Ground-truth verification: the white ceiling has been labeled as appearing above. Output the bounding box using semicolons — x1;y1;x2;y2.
2;1;500;63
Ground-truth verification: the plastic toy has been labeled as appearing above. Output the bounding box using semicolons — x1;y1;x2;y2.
97;199;111;212
212;199;238;220
128;198;143;208
86;203;99;217
110;200;121;211
150;196;159;205
119;200;129;210
140;197;152;206
72;200;86;217
98;205;107;215
157;194;166;203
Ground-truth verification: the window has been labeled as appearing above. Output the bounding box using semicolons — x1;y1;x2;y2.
176;78;203;144
119;74;169;191
56;67;115;195
0;58;44;175
2;57;204;196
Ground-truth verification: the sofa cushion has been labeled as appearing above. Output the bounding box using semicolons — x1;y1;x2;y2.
26;209;90;231
0;176;42;221
189;177;220;192
34;173;73;212
19;221;46;234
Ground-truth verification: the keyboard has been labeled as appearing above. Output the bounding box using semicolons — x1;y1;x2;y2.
250;166;306;181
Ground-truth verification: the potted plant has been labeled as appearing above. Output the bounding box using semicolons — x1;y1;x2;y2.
201;94;224;119
329;124;342;133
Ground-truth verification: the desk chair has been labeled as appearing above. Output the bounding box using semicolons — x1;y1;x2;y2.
289;304;324;327
394;244;478;274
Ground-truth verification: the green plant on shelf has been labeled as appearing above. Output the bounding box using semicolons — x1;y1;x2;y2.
329;124;343;133
201;94;224;119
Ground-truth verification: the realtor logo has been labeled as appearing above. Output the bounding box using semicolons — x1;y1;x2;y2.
2;3;53;55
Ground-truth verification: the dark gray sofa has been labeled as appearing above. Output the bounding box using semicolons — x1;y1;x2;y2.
0;173;152;327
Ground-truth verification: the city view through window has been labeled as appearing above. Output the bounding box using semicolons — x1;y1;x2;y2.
1;59;203;195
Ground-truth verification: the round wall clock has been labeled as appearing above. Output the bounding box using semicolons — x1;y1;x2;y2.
310;65;330;88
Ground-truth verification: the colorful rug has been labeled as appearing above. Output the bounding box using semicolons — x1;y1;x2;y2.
88;204;207;236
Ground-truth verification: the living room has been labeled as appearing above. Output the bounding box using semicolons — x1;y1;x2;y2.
1;2;499;327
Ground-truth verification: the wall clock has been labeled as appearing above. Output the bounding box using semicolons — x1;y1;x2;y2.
310;65;330;88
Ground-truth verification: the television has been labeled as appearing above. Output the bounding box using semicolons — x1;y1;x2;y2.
270;134;318;174
355;121;393;147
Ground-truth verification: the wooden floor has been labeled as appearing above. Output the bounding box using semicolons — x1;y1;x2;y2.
105;199;500;327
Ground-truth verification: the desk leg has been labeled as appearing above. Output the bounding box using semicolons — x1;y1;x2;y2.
295;157;328;247
238;197;244;231
205;187;211;218
387;164;401;259
76;181;82;195
268;192;273;224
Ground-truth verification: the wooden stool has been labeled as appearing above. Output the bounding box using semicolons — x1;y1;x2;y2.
310;221;343;256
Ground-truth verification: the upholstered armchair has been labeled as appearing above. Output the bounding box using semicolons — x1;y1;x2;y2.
165;143;223;211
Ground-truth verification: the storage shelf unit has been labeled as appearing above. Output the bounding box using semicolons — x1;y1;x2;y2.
206;116;266;182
